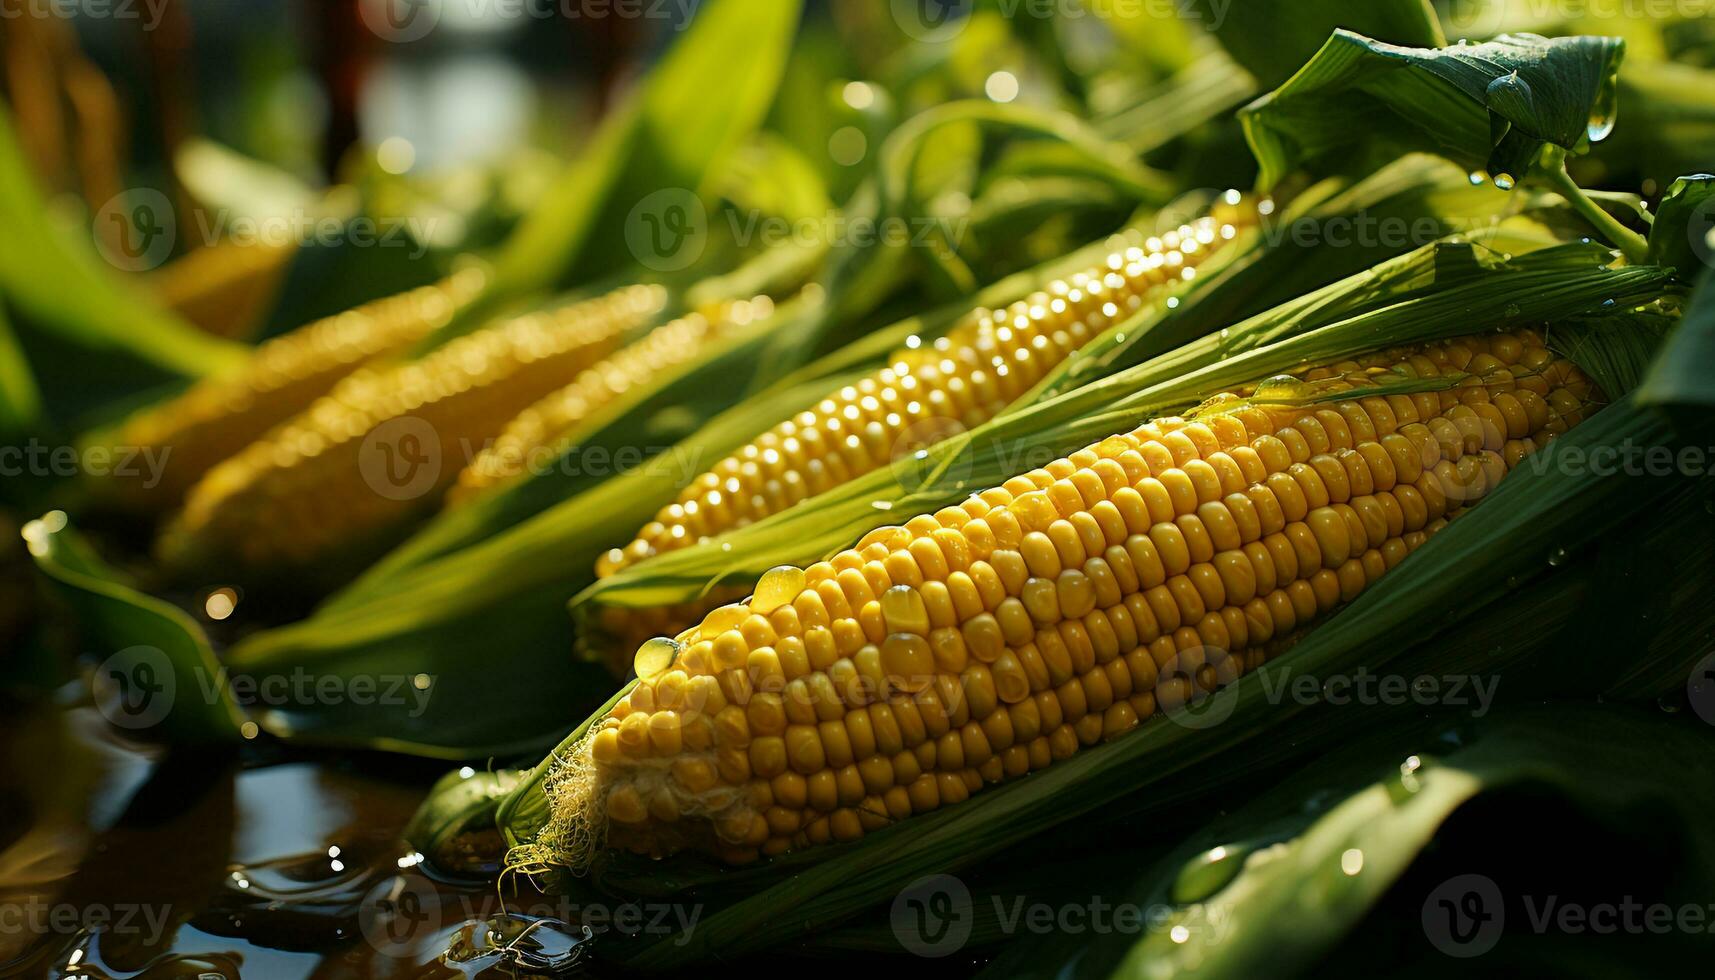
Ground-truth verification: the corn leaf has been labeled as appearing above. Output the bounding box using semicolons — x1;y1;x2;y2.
1241;31;1626;190
1095;48;1258;155
24;515;246;745
1647;173;1715;275
986;705;1715;978
0;302;43;441
0;106;246;417
1637;269;1715;410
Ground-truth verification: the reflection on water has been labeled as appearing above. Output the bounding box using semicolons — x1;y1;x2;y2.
0;704;549;978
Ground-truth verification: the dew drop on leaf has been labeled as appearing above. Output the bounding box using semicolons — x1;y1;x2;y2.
1588;64;1619;142
633;636;680;679
1170;844;1250;903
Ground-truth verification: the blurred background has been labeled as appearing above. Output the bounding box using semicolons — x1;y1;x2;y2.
3;0;704;338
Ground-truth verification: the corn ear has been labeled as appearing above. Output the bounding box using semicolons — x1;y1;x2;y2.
94;266;491;510
158;283;667;573
147;236;299;339
449;294;779;504
545;330;1593;866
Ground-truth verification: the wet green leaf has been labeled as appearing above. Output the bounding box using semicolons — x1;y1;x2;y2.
1241;31;1626;189
1647;173;1715;275
24;515;245;745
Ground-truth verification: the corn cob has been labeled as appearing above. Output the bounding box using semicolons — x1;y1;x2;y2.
159;283;667;571
586;198;1258;667
548;329;1593;866
448;294;777;504
98;267;491;509
148;236;299;339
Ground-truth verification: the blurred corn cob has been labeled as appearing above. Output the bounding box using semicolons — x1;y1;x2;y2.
448;294;779;504
148;236;298;339
93;267;491;510
546;329;1593;866
584;198;1258;669
159;283;667;573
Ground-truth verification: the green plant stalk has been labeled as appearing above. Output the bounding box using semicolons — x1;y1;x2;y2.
1537;145;1651;263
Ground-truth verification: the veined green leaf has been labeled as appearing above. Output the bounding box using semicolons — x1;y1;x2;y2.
1241;31;1626;190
